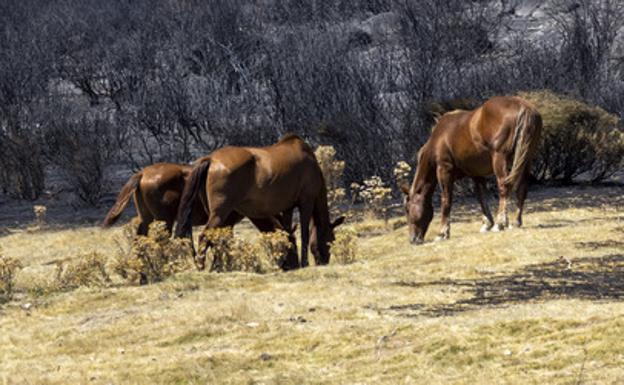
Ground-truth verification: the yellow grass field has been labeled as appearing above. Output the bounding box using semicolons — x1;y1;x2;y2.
1;185;623;385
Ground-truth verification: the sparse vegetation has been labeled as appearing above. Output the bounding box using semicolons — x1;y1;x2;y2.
330;228;359;265
351;175;393;220
0;251;22;303
0;185;623;384
202;227;292;274
521;90;624;183
113;221;193;285
315;145;346;210
54;252;111;290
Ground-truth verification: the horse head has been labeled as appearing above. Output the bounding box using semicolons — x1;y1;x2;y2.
311;216;345;265
401;183;434;244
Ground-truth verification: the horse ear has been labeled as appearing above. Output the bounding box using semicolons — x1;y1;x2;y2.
400;183;410;195
331;216;346;229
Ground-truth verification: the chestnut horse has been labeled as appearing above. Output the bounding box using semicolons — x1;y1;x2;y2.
401;96;542;243
175;134;344;270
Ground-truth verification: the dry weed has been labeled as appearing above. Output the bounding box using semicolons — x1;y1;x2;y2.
54;252;111;290
201;228;292;273
315;145;346;210
0;250;22;302
113;221;193;284
330;228;358;265
351;175;392;220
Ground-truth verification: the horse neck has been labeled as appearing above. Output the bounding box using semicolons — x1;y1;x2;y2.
410;146;437;200
313;182;331;234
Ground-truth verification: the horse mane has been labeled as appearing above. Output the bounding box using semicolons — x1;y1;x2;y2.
277;133;304;143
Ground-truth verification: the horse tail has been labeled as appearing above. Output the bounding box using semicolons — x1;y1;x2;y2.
504;105;542;191
102;171;142;227
175;157;210;237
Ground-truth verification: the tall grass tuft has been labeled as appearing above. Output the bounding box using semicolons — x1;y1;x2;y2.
113;221;194;284
0;249;22;302
54;252;111;290
201;228;292;273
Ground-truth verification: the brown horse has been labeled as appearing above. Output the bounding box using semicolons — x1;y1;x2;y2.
401;96;542;244
103;163;207;235
175;134;344;270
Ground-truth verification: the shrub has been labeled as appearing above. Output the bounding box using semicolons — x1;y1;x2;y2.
201;228;292;273
0;252;22;303
330;228;358;265
520;90;624;183
314;145;346;210
54;252;111;290
393;161;412;188
113;221;194;284
33;205;47;228
351;175;392;220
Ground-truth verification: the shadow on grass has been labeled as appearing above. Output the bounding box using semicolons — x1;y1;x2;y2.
388;253;624;318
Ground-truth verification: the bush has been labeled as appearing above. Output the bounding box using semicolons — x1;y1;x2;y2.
54;252;111;290
351;176;392;220
314;145;346;211
113;221;194;284
201;227;292;273
0;252;22;303
330;228;358;265
520;90;624;183
393;161;412;188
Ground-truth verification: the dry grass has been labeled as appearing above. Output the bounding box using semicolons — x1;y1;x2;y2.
0;185;623;384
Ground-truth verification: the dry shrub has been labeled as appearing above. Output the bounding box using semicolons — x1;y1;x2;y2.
393;161;412;188
520;90;624;183
113;221;193;284
0;251;22;302
315;145;346;210
351;176;392;220
330;228;358;265
54;252;111;290
201;228;292;273
33;205;47;227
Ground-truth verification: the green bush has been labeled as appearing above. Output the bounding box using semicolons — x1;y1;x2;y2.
520;90;624;183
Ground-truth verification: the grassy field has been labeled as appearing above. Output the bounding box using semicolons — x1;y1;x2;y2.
1;185;623;385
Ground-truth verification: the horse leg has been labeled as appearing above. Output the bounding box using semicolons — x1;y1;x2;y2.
195;208;232;271
513;169;530;228
134;190;152;236
492;152;511;231
298;202;314;268
435;166;453;241
473;177;494;232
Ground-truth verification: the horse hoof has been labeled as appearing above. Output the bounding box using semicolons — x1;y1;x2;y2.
434;235;448;242
480;224;492;233
492;224;505;232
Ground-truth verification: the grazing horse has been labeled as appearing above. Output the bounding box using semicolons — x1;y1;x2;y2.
401;96;542;244
103;163;207;235
175;134;344;270
102;163;301;269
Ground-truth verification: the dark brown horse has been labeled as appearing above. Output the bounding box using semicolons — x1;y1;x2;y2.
175;134;344;270
401;96;542;243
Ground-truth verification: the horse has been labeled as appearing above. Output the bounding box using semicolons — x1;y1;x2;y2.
102;162;301;270
174;134;344;270
401;96;542;244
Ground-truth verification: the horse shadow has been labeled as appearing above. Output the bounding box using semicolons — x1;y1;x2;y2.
388;253;624;318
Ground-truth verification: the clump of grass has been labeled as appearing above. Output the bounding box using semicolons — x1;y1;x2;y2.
113;221;193;284
54;252;111;290
201;228;292;273
0;250;23;302
315;145;346;211
393;161;412;188
33;205;47;228
351;175;393;220
330;228;359;265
